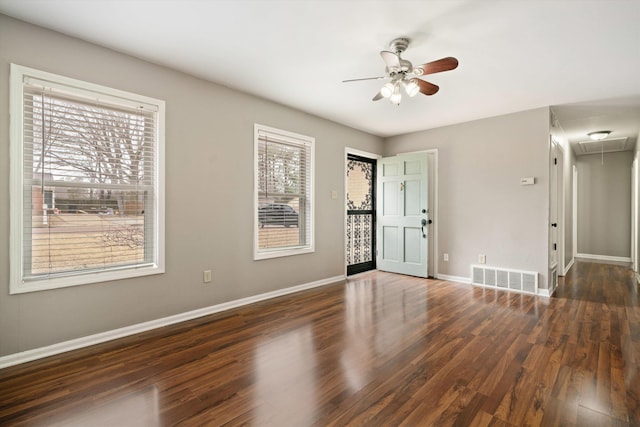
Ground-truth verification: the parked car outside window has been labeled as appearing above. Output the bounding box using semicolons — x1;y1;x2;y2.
258;204;299;227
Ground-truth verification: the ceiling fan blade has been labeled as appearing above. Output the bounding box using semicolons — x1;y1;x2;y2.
372;91;384;101
342;76;386;83
414;79;440;96
380;50;400;68
414;57;459;75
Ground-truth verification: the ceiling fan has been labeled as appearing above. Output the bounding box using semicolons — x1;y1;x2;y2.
343;38;459;105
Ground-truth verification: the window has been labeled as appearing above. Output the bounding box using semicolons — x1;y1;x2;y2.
10;64;165;293
254;124;314;260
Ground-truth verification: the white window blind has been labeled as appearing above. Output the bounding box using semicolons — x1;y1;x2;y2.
254;124;314;259
10;64;165;293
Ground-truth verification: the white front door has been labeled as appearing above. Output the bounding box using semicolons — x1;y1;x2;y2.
377;153;429;277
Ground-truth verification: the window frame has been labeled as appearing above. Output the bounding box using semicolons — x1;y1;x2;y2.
253;123;314;260
9;64;165;294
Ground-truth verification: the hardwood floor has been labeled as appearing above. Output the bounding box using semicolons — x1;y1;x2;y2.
1;260;638;426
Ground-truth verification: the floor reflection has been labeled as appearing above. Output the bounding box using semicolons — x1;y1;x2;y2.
36;386;160;427
254;325;317;426
341;276;428;393
470;284;548;317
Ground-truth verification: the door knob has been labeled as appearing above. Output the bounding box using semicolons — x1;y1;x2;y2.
551;223;557;227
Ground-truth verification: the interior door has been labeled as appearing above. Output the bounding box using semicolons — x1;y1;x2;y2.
377;153;428;277
550;139;558;270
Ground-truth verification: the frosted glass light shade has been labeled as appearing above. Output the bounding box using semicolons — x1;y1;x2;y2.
404;80;419;97
380;83;394;98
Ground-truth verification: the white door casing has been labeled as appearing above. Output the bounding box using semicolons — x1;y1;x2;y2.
550;138;558;270
377;153;429;277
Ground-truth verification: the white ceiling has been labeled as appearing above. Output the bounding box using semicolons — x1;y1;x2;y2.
1;0;639;139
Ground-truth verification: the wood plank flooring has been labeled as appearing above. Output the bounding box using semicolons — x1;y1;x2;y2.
0;260;638;426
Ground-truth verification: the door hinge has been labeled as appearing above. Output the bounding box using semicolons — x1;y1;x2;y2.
553;243;557;250
554;157;557;165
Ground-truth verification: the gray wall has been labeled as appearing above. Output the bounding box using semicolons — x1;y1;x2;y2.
0;15;384;356
384;108;550;288
577;151;633;258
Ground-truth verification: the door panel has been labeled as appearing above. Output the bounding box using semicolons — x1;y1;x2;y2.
383;162;399;177
405;159;422;175
383;182;399;216
404;228;422;264
404;180;422;215
377;153;428;277
382;227;399;260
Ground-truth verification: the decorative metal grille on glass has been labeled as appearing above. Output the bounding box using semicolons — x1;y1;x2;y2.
346;157;375;274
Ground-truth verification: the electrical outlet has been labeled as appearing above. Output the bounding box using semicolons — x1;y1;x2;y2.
478;254;486;264
203;270;212;283
443;253;449;262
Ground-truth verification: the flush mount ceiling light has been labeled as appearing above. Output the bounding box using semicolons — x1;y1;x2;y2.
342;38;459;106
587;130;611;140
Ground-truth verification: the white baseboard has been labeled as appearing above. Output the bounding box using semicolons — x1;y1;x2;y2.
436;274;471;284
537;288;552;297
563;258;575;275
0;275;344;370
576;253;632;263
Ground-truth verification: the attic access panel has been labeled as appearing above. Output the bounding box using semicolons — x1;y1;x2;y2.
577;137;629;155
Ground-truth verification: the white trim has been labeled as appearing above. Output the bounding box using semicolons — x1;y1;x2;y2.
9;64;165;294
557;143;566;276
537;288;553;297
563;257;575;275
0;274;344;370
436;274;470;284
253;123;315;260
576;253;632;263
573;165;578;259
344;147;381;276
345;147;381;160
631;157;635;272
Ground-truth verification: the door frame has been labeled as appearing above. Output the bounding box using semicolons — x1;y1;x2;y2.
573;165;578;261
557;142;565;276
344;147;381;277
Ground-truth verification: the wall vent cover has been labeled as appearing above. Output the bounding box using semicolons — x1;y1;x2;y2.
471;264;538;295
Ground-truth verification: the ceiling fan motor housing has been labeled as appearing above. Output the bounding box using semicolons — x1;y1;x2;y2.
390;37;410;54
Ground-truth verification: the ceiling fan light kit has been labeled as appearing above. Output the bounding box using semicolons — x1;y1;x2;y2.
343;37;459;106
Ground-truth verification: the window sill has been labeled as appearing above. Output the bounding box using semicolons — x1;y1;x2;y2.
10;264;164;295
254;246;314;261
